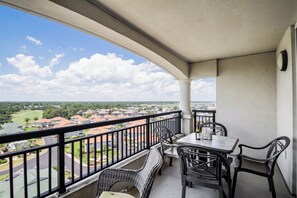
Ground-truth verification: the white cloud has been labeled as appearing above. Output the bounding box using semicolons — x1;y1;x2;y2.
6;54;52;78
26;35;43;46
0;53;215;101
49;54;64;67
192;79;216;101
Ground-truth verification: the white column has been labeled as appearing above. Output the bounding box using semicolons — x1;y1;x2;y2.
179;79;192;135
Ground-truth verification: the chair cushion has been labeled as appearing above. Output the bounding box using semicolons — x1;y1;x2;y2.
164;147;179;158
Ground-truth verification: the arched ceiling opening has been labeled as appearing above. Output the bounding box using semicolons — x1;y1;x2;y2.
1;0;189;80
2;0;297;80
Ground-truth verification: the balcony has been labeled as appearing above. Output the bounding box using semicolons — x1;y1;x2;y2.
0;0;297;198
0;110;293;198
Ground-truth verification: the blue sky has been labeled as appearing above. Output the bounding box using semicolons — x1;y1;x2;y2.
0;5;215;101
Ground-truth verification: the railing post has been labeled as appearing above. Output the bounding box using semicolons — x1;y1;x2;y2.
179;111;182;133
212;111;216;123
146;117;150;149
58;132;66;195
193;110;197;132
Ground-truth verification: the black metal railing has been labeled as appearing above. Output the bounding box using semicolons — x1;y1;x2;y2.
192;110;216;131
0;111;181;198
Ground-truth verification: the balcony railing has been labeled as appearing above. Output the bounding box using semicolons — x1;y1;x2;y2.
0;111;181;198
192;109;216;131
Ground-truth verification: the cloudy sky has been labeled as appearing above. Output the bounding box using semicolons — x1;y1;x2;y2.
0;6;215;102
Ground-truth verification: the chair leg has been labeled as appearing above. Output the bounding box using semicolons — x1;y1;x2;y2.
268;176;276;198
186;181;193;188
218;186;224;198
232;169;238;197
182;179;186;198
169;157;173;166
228;177;233;198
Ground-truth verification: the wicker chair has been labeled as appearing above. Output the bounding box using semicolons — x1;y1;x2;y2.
155;126;179;174
96;147;163;198
232;136;290;198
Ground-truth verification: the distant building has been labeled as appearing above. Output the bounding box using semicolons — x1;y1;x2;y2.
52;119;84;138
8;140;30;151
111;111;122;118
89;115;105;123
32;118;51;128
70;115;91;125
85;125;115;151
138;110;148;116
0;123;23;136
124;110;136;117
97;110;109;118
82;109;95;117
50;117;69;126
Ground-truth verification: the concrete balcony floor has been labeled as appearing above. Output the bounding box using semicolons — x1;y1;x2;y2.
149;159;294;198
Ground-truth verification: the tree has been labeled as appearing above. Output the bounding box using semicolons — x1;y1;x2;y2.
25;117;30;128
33;117;38;121
173;106;179;110
85;113;92;118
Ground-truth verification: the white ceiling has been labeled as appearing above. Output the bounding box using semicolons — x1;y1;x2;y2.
97;0;297;62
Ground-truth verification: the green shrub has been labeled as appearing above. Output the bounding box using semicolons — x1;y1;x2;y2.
0;158;8;164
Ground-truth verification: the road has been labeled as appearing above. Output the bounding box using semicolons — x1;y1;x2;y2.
0;136;87;177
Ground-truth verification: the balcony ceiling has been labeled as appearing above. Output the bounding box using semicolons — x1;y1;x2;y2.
95;0;297;62
2;0;297;79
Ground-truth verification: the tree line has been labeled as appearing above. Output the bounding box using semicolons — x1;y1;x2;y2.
0;102;131;127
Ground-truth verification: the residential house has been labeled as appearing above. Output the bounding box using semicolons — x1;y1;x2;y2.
85;125;115;151
70;115;91;125
53;120;84;138
32;118;51;128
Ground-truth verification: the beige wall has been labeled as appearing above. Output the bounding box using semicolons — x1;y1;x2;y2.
190;59;217;79
276;26;294;193
216;52;277;157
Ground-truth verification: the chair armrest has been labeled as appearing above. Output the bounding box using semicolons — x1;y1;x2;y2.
241;155;269;163
164;143;178;147
96;168;138;197
239;143;270;150
238;143;271;156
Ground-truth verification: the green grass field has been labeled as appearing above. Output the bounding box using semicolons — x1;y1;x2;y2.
12;110;43;126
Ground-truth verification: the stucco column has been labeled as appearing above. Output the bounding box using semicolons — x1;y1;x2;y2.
179;79;192;135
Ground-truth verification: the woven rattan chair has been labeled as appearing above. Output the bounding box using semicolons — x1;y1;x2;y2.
96;147;163;198
232;136;290;198
155;126;179;174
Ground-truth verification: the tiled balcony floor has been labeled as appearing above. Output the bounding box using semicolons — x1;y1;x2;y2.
149;159;294;198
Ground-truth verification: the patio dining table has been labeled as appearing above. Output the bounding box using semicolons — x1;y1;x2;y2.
176;133;239;154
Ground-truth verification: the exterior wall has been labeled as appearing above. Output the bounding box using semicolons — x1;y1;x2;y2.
190;59;217;79
216;52;277;158
276;26;294;193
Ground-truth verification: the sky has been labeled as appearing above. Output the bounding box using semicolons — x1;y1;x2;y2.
0;5;216;102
